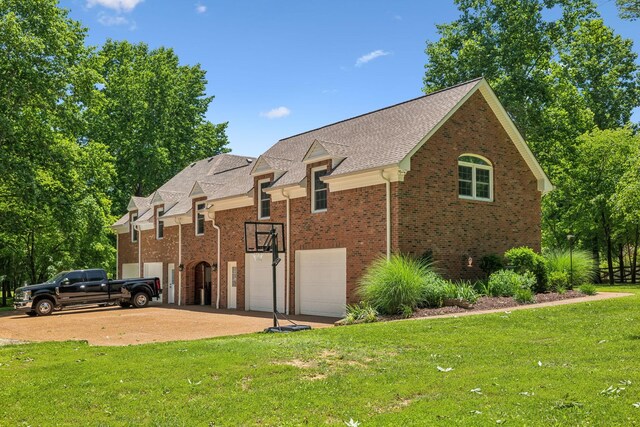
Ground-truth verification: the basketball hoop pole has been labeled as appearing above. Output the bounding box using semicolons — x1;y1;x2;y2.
270;227;279;329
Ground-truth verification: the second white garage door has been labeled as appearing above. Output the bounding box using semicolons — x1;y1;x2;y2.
297;248;347;317
245;254;285;313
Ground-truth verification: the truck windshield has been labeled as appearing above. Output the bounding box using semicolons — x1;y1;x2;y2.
46;271;69;284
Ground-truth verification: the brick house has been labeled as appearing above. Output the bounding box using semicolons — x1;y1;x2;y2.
112;78;552;317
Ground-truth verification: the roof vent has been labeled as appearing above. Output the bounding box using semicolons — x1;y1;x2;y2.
246;158;253;163
190;162;196;167
208;157;215;162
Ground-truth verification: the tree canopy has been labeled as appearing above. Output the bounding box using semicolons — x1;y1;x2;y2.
0;0;229;292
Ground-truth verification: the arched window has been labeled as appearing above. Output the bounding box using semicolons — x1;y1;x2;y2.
458;155;493;201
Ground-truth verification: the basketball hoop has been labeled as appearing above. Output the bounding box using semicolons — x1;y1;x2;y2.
252;253;263;262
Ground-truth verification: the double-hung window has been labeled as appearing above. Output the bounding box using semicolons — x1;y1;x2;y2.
156;208;164;240
131;213;138;242
312;168;328;212
258;179;271;219
458;155;493;202
196;203;206;235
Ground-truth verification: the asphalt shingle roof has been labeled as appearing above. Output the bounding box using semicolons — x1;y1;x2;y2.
114;78;483;227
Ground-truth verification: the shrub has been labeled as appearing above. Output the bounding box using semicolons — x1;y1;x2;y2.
486;270;536;297
479;254;505;277
548;270;569;293
504;247;548;292
338;302;378;325
514;287;536;304
421;272;449;308
544;249;596;289
358;254;434;315
579;284;598;296
444;280;479;305
400;304;413;319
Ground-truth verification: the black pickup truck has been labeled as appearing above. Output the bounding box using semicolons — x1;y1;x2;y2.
13;269;162;316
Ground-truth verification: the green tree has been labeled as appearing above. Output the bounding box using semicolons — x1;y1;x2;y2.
617;0;640;20
87;40;230;215
0;0;115;289
563;128;639;283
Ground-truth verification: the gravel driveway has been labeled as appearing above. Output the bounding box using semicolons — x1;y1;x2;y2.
0;304;336;346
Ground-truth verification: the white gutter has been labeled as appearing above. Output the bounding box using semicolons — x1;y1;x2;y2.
177;217;183;306
207;207;221;309
381;171;391;260
281;189;291;315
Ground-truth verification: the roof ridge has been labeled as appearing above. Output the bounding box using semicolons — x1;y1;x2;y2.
279;77;483;142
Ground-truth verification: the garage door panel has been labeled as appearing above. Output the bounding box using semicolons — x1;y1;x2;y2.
144;262;163;303
121;263;139;279
245;254;285;312
298;248;346;317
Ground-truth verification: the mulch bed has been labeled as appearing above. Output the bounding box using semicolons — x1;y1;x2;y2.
382;290;586;321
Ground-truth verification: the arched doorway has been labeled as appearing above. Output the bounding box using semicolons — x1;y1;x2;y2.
194;261;212;305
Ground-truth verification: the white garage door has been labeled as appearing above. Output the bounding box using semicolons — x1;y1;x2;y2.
245;253;285;312
297;248;347;317
121;263;139;279
144;262;163;303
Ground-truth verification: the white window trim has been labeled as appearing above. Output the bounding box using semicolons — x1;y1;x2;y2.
130;213;138;242
311;166;328;213
195;203;206;236
458;154;493;202
156;208;164;240
258;178;271;220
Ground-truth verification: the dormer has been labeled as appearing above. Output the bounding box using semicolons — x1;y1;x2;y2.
302;139;349;165
250;155;291;180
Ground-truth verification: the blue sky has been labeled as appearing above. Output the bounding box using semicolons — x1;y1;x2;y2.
59;0;640;157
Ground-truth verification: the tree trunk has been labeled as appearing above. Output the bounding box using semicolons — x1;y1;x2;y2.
606;234;615;285
592;236;602;284
1;280;6;307
618;243;625;283
633;225;639;284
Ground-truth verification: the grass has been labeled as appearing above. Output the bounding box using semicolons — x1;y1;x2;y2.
0;298;13;312
0;287;639;425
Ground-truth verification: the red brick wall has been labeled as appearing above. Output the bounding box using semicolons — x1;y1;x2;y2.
397;91;541;279
116;90;542;310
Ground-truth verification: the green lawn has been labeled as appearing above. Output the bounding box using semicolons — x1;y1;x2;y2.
1;287;639;426
0;298;13;312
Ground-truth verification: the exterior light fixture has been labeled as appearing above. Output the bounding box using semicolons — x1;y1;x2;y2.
179;264;184;272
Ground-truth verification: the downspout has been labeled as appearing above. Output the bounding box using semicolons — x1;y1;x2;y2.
115;232;119;279
177;217;183;306
136;224;142;276
281;189;291;315
381;171;391;260
207;207;221;309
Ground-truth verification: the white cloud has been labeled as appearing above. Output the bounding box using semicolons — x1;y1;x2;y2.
87;0;143;13
355;50;391;67
260;106;291;119
195;4;207;13
97;12;129;26
394;15;402;21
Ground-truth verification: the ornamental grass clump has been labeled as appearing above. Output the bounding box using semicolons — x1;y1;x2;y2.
358;254;435;315
545;249;596;289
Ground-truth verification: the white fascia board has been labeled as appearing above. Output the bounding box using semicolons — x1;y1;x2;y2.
268;185;307;202
112;224;129;234
209;195;254;212
399;79;483;173
477;83;553;194
137;222;154;231
324;167;405;193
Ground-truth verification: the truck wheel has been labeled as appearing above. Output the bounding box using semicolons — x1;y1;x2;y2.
119;301;131;308
34;299;54;316
132;292;149;308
